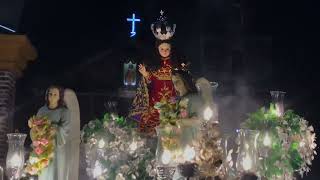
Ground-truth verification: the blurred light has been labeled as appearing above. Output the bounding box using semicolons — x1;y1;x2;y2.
263;132;271;147
243;154;252;171
183;145;195;161
203;106;213;121
161;150;172;165
8;153;22;167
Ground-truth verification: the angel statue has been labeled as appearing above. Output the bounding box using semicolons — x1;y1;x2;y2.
36;86;80;180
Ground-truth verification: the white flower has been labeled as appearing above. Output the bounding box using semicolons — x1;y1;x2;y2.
88;121;95;129
29;156;39;164
116;173;125;180
179;98;189;108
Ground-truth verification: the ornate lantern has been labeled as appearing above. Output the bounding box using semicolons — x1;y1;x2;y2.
6;133;27;180
235;129;260;177
155;126;182;179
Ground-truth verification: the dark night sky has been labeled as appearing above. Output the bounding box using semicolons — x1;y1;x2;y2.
2;0;320;178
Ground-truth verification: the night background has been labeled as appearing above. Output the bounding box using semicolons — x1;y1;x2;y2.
1;0;319;179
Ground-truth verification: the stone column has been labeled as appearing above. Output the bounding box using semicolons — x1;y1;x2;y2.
0;34;37;164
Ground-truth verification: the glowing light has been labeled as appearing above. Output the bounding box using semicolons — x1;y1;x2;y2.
161;150;172;165
242;154;252;171
0;24;16;32
98;139;105;148
263;132;271;147
183;145;196;161
127;13;141;37
203;106;213;121
8;153;22;167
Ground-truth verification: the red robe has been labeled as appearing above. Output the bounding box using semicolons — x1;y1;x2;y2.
129;59;176;134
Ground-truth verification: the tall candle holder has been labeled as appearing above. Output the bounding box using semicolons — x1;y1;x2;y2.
6;133;27;180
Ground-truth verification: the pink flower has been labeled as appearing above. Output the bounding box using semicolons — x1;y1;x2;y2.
33;140;40;147
40;138;49;146
180;109;188;118
35;147;44;155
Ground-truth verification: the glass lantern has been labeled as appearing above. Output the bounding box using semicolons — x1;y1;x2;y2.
270;91;286;117
235;129;260;177
221;133;238;179
6;133;27;180
177;123;200;179
155;126;183;179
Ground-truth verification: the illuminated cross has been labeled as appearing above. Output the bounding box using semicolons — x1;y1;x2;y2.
126;13;141;37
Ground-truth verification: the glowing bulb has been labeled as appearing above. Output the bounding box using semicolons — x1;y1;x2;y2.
98;139;105;148
9;153;22;167
161;150;172;165
243;154;252;171
203;106;213;121
263;132;271;147
129;141;138;151
183;145;196;161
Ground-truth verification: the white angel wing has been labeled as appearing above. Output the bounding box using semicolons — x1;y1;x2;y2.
63;88;80;180
195;77;219;123
64;88;80;141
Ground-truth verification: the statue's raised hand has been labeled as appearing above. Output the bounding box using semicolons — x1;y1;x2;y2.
138;64;149;78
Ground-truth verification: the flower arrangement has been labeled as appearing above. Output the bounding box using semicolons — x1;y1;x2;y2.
242;104;317;179
154;97;189;127
81;113;156;180
195;122;224;177
24;116;56;175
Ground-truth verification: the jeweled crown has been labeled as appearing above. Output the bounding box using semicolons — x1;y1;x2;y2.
151;10;176;41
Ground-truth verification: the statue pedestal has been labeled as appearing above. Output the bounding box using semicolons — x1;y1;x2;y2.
118;87;136;99
117;87;136;116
